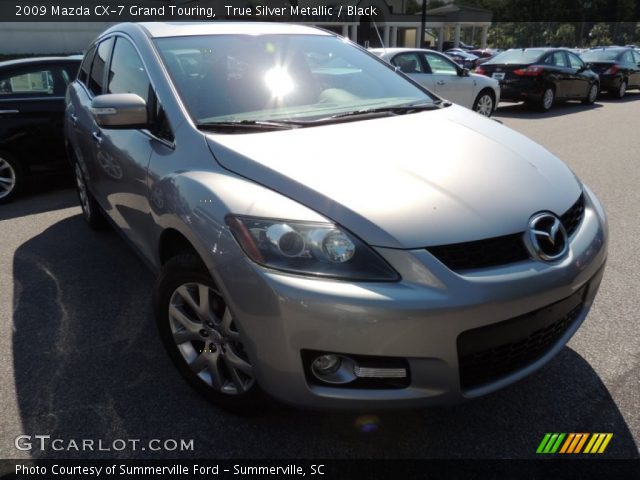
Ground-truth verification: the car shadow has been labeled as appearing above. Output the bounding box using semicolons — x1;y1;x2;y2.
595;90;640;103
0;187;77;222
11;216;639;459
495;101;603;119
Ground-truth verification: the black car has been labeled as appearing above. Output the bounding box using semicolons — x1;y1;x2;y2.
0;56;81;203
475;48;600;111
580;47;640;98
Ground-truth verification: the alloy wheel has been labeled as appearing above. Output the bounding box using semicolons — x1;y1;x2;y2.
542;88;554;110
618;81;627;98
588;84;598;103
168;282;255;395
474;94;494;117
0;157;16;200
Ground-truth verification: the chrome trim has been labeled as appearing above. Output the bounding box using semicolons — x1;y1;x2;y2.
354;366;407;378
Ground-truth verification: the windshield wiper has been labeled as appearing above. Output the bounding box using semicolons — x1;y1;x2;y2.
197;119;305;131
324;102;445;120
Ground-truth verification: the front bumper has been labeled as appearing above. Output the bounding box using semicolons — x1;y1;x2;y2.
216;188;608;409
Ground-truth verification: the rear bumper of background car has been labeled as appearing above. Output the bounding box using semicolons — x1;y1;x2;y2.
216;187;607;409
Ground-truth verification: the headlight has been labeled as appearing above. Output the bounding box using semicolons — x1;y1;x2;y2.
226;215;399;281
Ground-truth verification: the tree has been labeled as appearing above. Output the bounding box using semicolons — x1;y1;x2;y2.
589;23;612;45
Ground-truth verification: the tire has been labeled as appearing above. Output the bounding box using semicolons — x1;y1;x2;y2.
538;87;555;111
583;83;599;104
611;79;627;99
155;253;263;412
74;162;108;230
0;152;24;205
472;89;495;117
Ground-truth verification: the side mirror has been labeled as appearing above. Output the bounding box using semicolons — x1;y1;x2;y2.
459;67;470;77
91;93;148;129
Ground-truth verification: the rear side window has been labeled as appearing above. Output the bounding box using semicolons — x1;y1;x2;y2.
107;37;151;102
0;66;70;97
88;38;114;96
78;45;96;85
391;52;425;74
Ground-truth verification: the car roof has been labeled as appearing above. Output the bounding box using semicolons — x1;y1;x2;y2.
130;22;331;39
0;56;82;69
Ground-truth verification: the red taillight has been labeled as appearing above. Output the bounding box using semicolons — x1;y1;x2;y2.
513;66;544;76
604;65;619;75
475;66;486;75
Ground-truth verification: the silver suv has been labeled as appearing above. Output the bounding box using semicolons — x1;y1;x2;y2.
65;22;608;410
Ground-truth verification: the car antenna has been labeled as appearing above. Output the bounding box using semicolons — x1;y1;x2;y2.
372;20;387;57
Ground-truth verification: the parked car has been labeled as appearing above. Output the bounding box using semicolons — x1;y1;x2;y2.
580;47;640;98
445;48;480;69
371;48;500;116
475;48;600;111
0;56;81;203
66;22;607;411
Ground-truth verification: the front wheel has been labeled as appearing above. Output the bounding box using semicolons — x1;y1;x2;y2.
155;254;263;411
583;83;598;104
74;162;107;230
472;90;495;117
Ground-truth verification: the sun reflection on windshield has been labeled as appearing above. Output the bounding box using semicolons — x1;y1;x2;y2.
264;66;294;98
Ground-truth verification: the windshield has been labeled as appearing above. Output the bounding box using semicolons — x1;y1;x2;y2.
485;49;546;65
580;49;622;62
154;34;435;125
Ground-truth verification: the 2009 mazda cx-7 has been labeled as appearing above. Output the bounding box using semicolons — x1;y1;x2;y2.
64;22;607;410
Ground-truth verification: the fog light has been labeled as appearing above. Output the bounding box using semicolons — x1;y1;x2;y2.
309;354;357;384
312;354;341;375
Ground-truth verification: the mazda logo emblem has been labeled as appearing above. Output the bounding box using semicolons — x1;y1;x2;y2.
526;213;568;262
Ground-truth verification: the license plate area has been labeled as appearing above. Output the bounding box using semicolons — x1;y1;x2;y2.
492;72;505;80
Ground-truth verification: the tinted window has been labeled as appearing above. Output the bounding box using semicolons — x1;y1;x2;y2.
633;51;640;64
391;52;425;73
78;45;96;84
107;37;151;102
88;38;113;96
425;52;458;74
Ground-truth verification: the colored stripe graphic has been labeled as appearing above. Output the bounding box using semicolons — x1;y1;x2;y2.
538;433;613;454
559;433;575;453
536;433;552;454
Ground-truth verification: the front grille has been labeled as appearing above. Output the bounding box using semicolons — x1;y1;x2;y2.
561;193;585;237
426;193;586;272
457;284;587;391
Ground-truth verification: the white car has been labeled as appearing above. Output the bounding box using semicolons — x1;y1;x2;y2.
371;48;500;116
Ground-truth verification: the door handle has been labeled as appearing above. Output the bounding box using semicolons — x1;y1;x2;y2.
69;112;78;124
436;80;446;85
92;131;102;144
0;109;19;114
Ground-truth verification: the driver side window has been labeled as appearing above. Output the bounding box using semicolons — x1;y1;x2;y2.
424;53;457;75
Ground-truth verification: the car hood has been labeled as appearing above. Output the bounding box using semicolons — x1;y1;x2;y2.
205;105;581;249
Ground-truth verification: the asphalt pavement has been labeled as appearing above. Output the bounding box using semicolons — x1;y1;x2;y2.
0;94;638;460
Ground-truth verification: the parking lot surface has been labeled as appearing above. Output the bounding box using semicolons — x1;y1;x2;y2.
0;95;638;459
